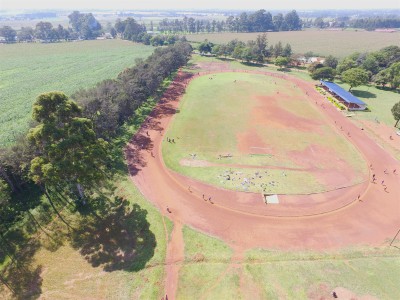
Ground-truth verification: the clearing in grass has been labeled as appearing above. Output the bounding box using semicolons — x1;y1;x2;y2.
163;71;367;194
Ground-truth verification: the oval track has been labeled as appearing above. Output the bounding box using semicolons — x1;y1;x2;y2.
128;70;400;251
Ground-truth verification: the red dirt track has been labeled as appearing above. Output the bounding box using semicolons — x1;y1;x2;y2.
127;69;400;296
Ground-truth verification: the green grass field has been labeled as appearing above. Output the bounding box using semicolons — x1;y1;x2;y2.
177;226;400;299
163;71;366;194
187;29;400;58
0;39;154;146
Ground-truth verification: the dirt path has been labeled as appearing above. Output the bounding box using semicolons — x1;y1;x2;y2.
127;69;400;298
164;221;184;299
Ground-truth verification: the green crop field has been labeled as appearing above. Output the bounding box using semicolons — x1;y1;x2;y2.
162;71;366;194
0;39;154;146
187;29;400;58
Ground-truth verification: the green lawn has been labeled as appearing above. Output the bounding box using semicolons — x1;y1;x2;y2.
177;226;236;300
335;81;399;127
177;226;400;299
187;29;400;59
0;39;154;146
243;247;400;299
162;71;366;194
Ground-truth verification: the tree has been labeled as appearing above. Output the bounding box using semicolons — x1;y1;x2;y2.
34;21;53;41
324;55;338;69
273;41;283;57
198;40;214;53
28;92;109;202
337;58;357;74
284;10;302;31
275;56;290;69
68;11;101;39
388;62;400;89
310;67;335;81
17;26;34;42
0;26;16;42
392;101;400;127
373;69;390;87
341;68;370;91
282;43;292;58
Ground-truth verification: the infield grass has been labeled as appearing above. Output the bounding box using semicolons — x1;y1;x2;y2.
0;39;153;146
163;71;367;194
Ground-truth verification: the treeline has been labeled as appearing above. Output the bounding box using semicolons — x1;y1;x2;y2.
308;46;400;90
349;17;400;30
114;17;186;46
158;9;302;33
198;34;292;65
0;42;192;252
302;16;400;30
0;11;103;43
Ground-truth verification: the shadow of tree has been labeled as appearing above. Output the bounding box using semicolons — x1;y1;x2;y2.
352;90;377;99
125;72;193;176
70;196;156;272
241;61;265;68
0;239;42;300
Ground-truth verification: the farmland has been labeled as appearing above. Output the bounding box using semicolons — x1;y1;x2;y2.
0;39;154;146
186;29;400;58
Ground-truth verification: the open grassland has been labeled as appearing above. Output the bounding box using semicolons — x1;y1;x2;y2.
187;29;400;58
177;227;400;299
177;226;236;300
0;177;171;299
163;71;366;194
0;39;153;146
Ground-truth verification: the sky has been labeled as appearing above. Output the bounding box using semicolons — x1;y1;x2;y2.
1;0;399;11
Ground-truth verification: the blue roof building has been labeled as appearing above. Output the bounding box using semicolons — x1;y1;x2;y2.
320;81;367;111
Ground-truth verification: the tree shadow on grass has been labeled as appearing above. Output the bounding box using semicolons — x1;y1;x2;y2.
241;61;265;68
70;196;156;272
0;239;42;300
351;90;377;99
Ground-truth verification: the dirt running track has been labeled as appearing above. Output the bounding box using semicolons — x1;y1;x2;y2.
127;70;400;298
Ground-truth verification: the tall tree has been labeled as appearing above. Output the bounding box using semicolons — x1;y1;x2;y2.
341;68;370;91
284;10;302;31
28;92;109;202
392;101;400;127
324;55;339;69
0;26;16;42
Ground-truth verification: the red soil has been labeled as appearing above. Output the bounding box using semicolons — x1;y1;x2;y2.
127;69;400;297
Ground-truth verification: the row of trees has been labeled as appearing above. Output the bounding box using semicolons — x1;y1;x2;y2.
158;10;302;33
309;46;400;90
0;42;192;254
198;34;292;64
114;17;185;46
0;11;103;43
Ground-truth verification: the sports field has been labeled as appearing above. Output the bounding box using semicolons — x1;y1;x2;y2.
163;72;367;194
0;40;153;146
187;29;400;58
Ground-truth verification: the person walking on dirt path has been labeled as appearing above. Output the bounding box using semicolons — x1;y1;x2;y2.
166;206;171;213
384;186;388;192
357;194;361;200
146;131;149;136
188;186;192;193
384;169;388;174
394;169;397;174
381;180;385;186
